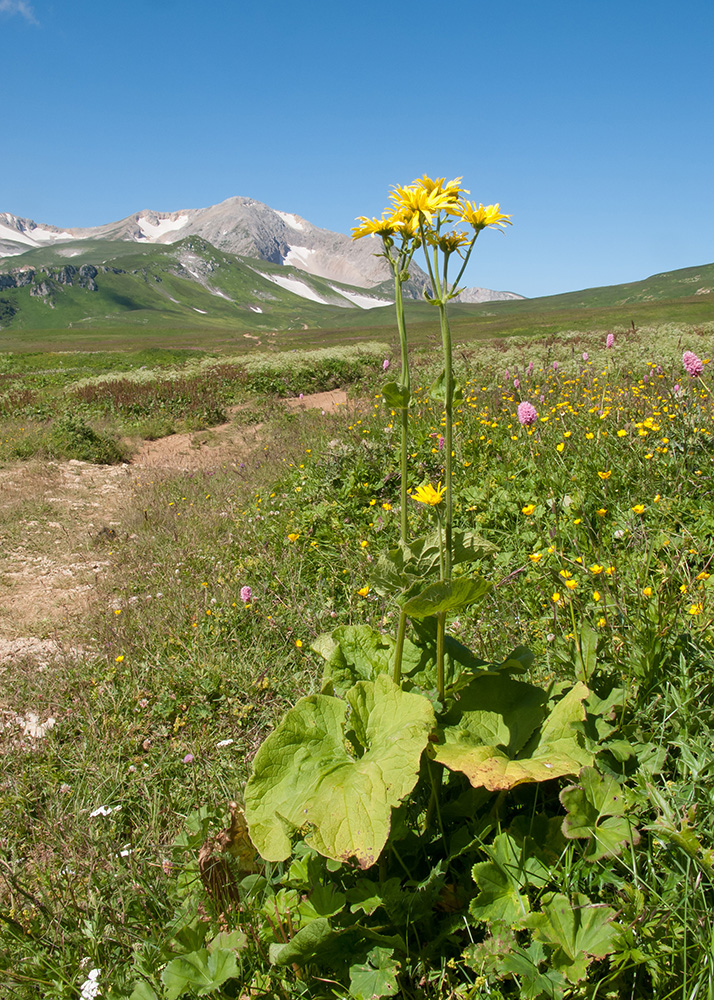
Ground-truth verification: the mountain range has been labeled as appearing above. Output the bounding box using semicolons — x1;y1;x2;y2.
0;196;523;309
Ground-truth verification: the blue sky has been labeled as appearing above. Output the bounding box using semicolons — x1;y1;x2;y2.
2;0;713;298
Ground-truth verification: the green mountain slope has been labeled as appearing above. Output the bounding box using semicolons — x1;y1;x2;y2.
1;239;712;350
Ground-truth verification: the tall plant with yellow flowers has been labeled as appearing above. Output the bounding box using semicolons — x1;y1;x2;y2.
239;176;614;998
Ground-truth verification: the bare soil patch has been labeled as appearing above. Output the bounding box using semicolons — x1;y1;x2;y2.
0;390;350;659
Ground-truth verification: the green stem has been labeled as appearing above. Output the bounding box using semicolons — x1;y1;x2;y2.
438;301;453;581
393;609;407;687
436;610;446;702
393;271;410;544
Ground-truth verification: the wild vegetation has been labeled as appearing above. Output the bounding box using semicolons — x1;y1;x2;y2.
1;178;714;998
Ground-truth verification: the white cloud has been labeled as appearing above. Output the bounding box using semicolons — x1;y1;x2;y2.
0;0;38;23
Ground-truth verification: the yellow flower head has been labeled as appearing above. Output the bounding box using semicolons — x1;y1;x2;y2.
552;592;562;603
351;215;398;240
689;602;704;616
528;553;543;563
389;181;461;224
593;591;602;602
357;586;370;597
287;532;300;542
642;587;653;597
632;504;646;514
598;470;612;480
589;564;604;575
411;482;446;506
458;201;512;232
565;579;578;590
597;508;607;517
521;503;536;515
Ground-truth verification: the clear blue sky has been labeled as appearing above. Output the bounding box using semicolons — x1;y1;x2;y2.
2;0;713;298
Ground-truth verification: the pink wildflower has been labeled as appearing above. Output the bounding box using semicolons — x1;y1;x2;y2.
438;435;445;449
527;361;534;374
504;369;509;380
382;358;390;370
240;586;252;604
606;333;615;348
513;378;520;388
517;401;538;426
552;361;558;371
683;351;704;377
582;352;588;361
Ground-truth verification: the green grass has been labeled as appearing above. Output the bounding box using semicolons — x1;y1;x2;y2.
1;328;714;998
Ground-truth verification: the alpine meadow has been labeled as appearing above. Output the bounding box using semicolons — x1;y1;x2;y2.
1;174;714;1000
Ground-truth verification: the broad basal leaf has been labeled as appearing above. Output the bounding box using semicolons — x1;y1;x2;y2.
470;832;551;924
349;946;400;999
245;675;435;867
523;892;619;983
313;625;426;696
382;381;410;409
432;678;592;791
401;576;491;619
560;766;640;861
269;918;334;966
161;948;238;1000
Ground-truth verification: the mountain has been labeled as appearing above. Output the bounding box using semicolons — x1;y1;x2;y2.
0;198;523;305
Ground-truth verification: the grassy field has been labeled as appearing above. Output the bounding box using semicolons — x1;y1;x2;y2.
1;325;714;998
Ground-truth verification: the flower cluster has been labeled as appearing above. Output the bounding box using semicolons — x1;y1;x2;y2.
683;350;704;377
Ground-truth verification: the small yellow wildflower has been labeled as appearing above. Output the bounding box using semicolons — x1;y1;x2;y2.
382;502;392;511
411;482;446;505
605;566;616;576
559;569;573;579
598;470;612;480
589;564;604;575
598;616;606;626
593;591;602;602
597;508;607;516
357;586;370;597
115;655;124;662
556;442;565;452
565;579;578;590
632;504;646;514
528;553;543;563
287;533;300;542
689;603;704;616
617;429;627;437
642;587;653;597
522;504;536;515
552;592;562;603
360;540;369;548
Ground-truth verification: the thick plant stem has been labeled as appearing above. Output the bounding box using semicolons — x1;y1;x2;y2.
393;272;410;544
436;610;446;702
393;609;408;687
438;301;453;581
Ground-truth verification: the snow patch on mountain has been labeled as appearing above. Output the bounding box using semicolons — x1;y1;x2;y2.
275;211;305;231
332;287;392;309
0;220;75;248
283;245;315;269
137;214;189;241
257;271;331;304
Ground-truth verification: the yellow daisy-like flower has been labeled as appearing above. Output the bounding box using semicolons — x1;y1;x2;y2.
680;584;688;594
556;442;565;452
389;183;460;224
689;602;704;615
597;508;607;516
351;214;399;240
598;470;612;480
559;569;573;579
528;553;543;563
411;482;446;505
605;566;616;576
521;503;536;515
589;564;604;575
565;579;578;590
287;532;300;542
598;616;606;626
295;639;303;648
382;502;392;511
356;586;370;597
617;429;627;437
360;540;369;548
552;592;562;603
696;571;711;581
458;201;512;232
632;504;646;514
593;591;602;602
642;587;653;597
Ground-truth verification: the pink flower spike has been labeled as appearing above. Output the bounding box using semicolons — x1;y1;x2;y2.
438;435;445;449
504;369;509;380
182;754;194;764
517;401;538;426
240;586;252;604
552;361;558;371
683;351;704;377
513;378;520;388
582;352;588;362
527;361;534;374
606;333;615;348
382;358;390;370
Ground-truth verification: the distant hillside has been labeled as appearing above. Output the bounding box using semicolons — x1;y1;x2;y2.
0;198;522;305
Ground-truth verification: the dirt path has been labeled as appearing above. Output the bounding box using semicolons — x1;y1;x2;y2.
0;390;349;661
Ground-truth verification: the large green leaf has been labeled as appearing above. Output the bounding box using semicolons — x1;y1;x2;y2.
312;625;426;696
470;832;551;924
432;678;592;790
429;369;463;404
161;948;238;999
269;918;334;967
349;946;400;999
401;576;491;619
382;381;410;409
245;675;435;867
561;767;640;861
523;892;619;983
